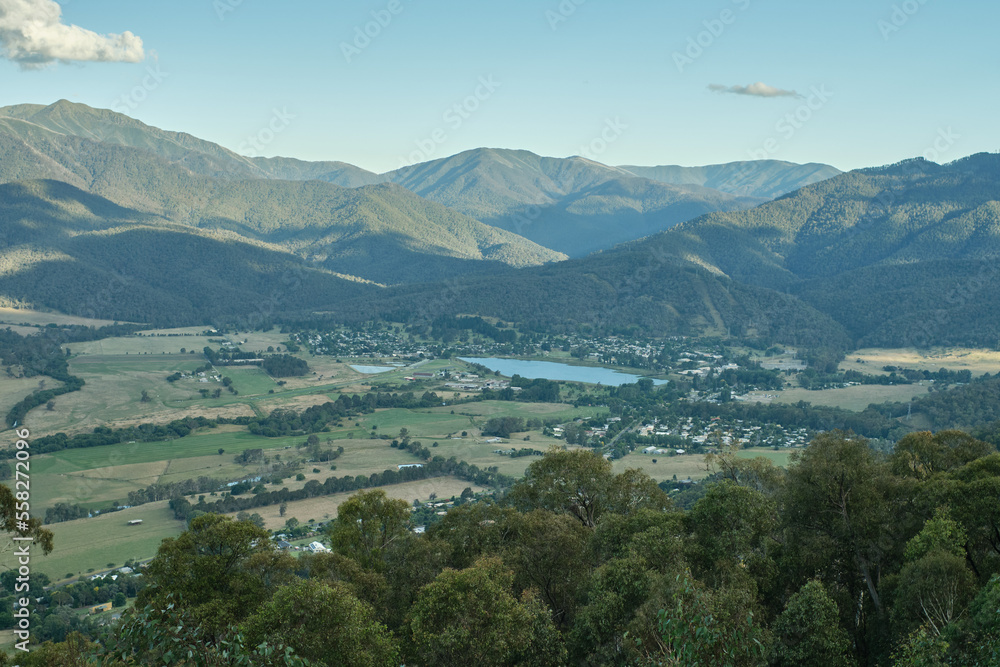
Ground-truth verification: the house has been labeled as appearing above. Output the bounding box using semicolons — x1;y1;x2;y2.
127;519;143;526
90;602;113;614
276;540;292;549
308;541;329;553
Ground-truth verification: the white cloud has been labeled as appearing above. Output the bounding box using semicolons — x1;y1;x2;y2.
0;0;144;68
708;82;801;98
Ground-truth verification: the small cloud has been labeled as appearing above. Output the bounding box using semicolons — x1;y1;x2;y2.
0;0;144;69
708;82;801;98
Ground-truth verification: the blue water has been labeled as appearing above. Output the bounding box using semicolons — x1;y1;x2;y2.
459;358;668;387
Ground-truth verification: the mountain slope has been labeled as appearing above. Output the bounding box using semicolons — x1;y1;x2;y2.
0;108;566;284
618;160;841;199
600;154;1000;347
382;148;765;256
0;180;377;325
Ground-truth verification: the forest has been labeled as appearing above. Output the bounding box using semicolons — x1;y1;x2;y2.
6;431;1000;666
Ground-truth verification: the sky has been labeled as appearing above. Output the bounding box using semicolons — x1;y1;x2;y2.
0;0;995;174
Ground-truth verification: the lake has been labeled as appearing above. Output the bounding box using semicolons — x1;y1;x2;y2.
459;358;668;387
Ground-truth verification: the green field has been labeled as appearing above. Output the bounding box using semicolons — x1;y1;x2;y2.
17;502;186;582
223;366;279;396
769;384;930;411
24;355;209;434
615;446;795;483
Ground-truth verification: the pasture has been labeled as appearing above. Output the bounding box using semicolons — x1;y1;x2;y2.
0;307;126;328
616;446;794;483
23;502;186;582
224;366;279;396
235;476;488;530
840;347;1000;376
768;384;930;411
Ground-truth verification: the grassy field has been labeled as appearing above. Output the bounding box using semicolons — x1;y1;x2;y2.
616;447;795;483
224;366;279;396
613;452;709;482
744;383;931;412
16;502;185;582
0;375;61;423
840;347;1000;376
767;384;930;411
0;307;126;328
237;477;487;530
24;355;214;434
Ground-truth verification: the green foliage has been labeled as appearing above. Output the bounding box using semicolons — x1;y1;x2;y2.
771;580;852;667
327;489;411;571
137;514;297;637
241;580;399;667
508;449;670;528
406;556;567;666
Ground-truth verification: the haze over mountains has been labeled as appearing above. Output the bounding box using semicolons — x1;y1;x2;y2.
3;100;997;353
359;154;1000;350
0;101;836;258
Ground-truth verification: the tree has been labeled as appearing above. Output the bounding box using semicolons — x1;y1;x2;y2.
241;579;399;667
136;514;296;637
328;489;411;571
509;449;669;527
781;432;896;618
140;390;150;403
406;556;566;666
279;502;288;518
771;580;852;667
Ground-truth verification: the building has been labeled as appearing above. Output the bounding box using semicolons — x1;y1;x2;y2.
90;602;113;614
127;519;143;526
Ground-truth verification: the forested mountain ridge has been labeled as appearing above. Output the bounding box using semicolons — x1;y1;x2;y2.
0;100;381;186
619;159;841;199
1;102;833;258
0;180;377;325
0;107;566;285
602;154;1000;347
326;154;1000;349
381;147;768;256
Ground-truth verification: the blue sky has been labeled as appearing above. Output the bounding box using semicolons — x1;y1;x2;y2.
0;0;994;173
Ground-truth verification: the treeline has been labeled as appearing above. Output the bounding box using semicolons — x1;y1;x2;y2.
2;323;150;426
428;315;517;344
242;391;443;437
874;372;1000;430
170;451;514;521
21;417;215;457
32;435;1000;665
262;354;309;377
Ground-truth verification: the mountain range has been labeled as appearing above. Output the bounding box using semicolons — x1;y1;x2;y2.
0;101;837;259
5;100;995;353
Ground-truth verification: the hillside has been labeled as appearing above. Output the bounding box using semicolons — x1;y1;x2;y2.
0;180;377;325
619;159;841;199
382;148;765;256
601;155;1000;347
0;107;566;284
0;103;778;257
